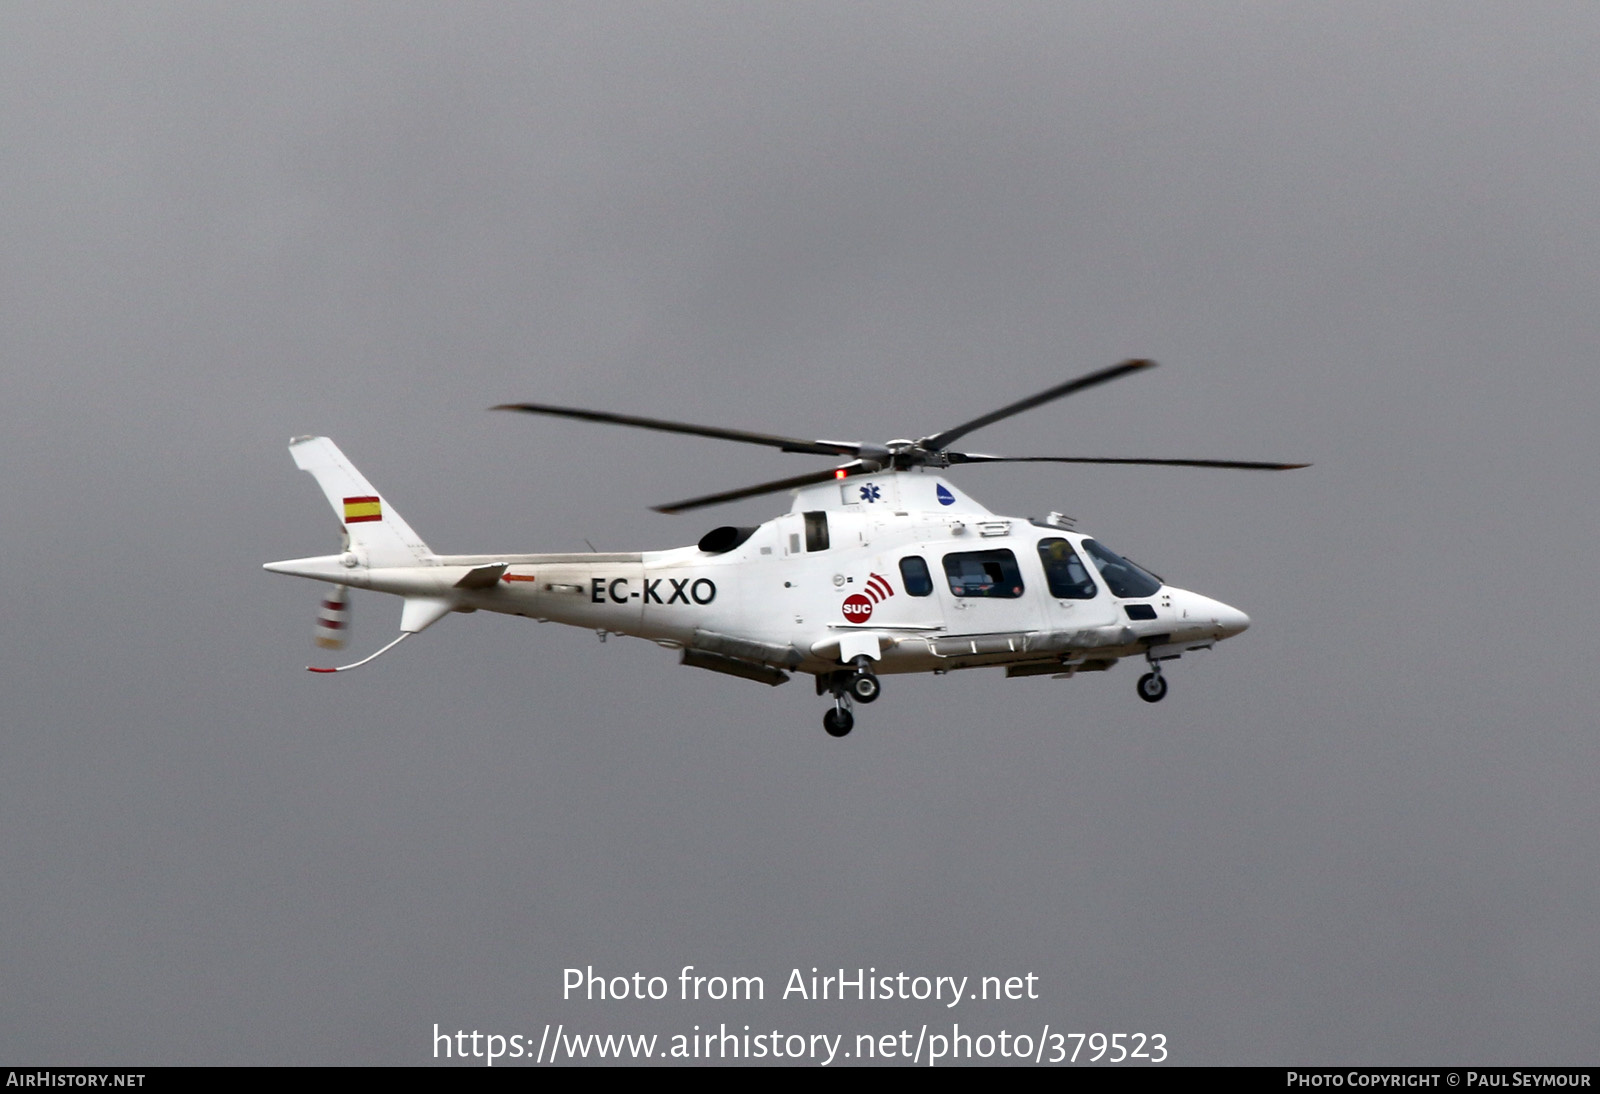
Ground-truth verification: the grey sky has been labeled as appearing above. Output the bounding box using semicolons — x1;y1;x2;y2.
2;2;1595;1065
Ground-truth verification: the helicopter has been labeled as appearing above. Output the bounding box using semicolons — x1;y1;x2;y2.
264;360;1306;737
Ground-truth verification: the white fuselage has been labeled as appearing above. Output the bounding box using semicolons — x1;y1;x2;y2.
267;468;1249;679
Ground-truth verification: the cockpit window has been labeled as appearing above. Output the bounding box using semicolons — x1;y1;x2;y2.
1081;539;1162;599
942;549;1025;598
1036;538;1097;599
899;555;934;597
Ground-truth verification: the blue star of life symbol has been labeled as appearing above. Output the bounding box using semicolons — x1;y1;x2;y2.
859;483;882;503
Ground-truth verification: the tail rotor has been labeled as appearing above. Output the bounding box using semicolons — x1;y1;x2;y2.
267;437;448;674
314;584;350;650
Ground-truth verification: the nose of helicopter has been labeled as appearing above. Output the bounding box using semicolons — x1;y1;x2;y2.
1164;588;1248;639
1214;602;1250;638
1179;591;1250;639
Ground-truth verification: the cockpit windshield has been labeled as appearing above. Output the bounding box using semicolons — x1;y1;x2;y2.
1081;539;1163;599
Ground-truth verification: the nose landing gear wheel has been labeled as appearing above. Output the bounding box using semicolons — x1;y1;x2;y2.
824;707;855;737
1136;672;1168;704
848;672;879;703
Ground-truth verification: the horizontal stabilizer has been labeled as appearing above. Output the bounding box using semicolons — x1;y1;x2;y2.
454;563;508;589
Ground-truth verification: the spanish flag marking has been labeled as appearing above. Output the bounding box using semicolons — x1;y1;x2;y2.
343;495;382;524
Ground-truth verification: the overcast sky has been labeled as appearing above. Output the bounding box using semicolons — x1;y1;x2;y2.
3;2;1596;1066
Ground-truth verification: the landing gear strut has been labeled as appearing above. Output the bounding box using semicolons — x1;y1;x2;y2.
823;703;854;737
819;657;880;736
1136;663;1169;704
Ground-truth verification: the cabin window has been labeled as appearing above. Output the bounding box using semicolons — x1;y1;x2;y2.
803;511;830;552
899;555;934;597
1036;538;1098;599
942;549;1025;598
1081;539;1163;599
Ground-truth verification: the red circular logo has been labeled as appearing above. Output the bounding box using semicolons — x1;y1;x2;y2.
841;594;873;622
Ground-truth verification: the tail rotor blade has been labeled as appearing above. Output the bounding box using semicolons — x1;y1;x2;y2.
314;585;349;650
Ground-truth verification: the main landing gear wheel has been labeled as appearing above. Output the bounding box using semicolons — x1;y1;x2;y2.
1136;672;1168;704
824;707;855;737
848;672;880;703
845;655;881;704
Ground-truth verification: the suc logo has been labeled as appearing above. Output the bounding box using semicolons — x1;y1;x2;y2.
840;573;895;622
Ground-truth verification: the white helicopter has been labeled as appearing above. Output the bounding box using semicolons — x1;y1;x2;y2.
265;360;1305;737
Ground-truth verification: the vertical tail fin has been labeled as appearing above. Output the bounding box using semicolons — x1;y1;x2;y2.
288;436;432;567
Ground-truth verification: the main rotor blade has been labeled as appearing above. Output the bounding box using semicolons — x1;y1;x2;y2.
918;359;1156;452
492;402;860;458
654;464;863;514
946;453;1311;470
